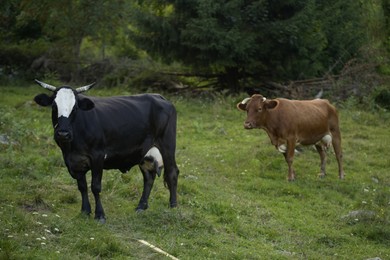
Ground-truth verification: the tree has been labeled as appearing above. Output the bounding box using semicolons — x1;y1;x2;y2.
16;0;129;81
0;0;46;77
382;0;390;52
131;0;367;91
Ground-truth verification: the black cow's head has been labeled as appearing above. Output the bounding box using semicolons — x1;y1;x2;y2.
34;80;95;143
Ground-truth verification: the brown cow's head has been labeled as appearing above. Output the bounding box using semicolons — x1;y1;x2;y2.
237;94;278;129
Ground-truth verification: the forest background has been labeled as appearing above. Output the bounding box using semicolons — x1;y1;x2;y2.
1;0;390;104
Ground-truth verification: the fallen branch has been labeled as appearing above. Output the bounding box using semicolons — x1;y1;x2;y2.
137;239;180;260
161;71;221;78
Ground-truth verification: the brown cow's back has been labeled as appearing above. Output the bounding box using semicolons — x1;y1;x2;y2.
265;98;338;146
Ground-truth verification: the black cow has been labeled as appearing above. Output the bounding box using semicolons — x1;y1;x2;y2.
33;80;179;223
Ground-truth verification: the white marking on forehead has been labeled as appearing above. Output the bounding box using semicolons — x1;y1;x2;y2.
54;88;76;118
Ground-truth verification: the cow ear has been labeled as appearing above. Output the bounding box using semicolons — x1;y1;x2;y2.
264;100;278;110
237;102;247;111
34;93;53;107
78;97;95;111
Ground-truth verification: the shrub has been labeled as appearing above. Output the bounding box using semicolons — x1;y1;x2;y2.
373;86;390;109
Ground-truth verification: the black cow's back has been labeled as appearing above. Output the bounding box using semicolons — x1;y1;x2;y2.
66;94;175;173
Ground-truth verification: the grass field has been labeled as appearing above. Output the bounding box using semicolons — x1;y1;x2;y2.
0;84;389;259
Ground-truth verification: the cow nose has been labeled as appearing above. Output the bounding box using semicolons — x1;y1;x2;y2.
57;130;71;140
244;121;254;129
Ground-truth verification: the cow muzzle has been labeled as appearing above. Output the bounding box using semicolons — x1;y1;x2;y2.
244;121;256;129
55;130;72;142
55;117;73;142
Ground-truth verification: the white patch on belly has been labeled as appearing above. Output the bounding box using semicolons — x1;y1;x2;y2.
278;134;332;154
318;134;332;147
145;147;163;166
140;146;164;177
141;146;163;172
54;88;76;118
278;144;287;153
277;144;300;154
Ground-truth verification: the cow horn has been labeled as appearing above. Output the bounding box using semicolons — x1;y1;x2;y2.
35;79;57;92
241;97;251;104
76;82;96;93
262;97;267;102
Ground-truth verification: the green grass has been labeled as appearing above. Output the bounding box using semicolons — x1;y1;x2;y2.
0;84;389;259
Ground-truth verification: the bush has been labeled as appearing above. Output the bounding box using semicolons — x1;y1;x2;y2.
0;40;48;80
373;86;390;109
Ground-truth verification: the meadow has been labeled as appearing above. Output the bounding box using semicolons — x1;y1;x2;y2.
0;84;389;259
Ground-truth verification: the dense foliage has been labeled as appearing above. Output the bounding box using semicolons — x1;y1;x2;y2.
0;0;389;92
132;0;367;89
1;0;132;81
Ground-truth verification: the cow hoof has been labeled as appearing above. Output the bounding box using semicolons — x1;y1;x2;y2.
136;208;145;213
80;210;92;216
169;203;177;208
135;204;148;212
95;216;106;224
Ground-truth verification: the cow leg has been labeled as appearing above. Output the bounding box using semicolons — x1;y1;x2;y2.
157;112;180;208
165;163;179;208
136;168;156;212
76;174;91;216
157;146;179;208
283;140;296;181
331;129;345;179
315;144;327;178
160;147;179;208
91;167;105;223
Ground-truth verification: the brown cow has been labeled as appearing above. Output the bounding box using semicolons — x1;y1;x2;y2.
237;94;345;181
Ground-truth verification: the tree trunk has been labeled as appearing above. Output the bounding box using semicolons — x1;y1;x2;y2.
70;36;83;82
219;67;241;93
